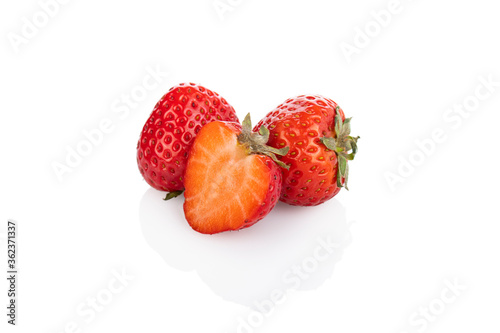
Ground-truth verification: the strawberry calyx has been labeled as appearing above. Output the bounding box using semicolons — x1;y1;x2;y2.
164;190;184;201
237;114;290;170
320;110;359;190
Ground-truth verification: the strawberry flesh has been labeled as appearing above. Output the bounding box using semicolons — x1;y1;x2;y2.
183;121;282;234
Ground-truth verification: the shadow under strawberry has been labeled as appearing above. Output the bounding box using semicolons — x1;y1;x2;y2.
139;188;353;308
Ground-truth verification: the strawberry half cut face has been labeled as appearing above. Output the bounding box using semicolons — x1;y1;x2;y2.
183;115;288;234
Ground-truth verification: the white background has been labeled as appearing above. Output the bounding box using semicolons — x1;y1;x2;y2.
1;0;500;332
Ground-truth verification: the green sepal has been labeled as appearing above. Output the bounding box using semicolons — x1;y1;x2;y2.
338;155;347;177
163;190;184;201
241;113;252;132
320;111;359;190
320;137;337;151
237;113;290;170
258;125;270;143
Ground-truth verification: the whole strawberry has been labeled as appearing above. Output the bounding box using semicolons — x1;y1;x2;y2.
255;95;359;206
137;83;238;197
184;114;289;234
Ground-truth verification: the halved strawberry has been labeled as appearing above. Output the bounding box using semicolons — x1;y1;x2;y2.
183;115;289;234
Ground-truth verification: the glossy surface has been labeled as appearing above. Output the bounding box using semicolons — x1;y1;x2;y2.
137;83;238;192
256;95;346;206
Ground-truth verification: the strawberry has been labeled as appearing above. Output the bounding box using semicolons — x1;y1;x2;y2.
255;95;359;206
183;114;289;234
137;83;238;198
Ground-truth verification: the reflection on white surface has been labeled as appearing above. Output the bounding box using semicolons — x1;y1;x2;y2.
140;188;353;307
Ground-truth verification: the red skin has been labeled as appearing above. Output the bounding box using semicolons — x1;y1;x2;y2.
245;157;282;229
183;121;283;234
255;95;345;206
137;83;238;192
